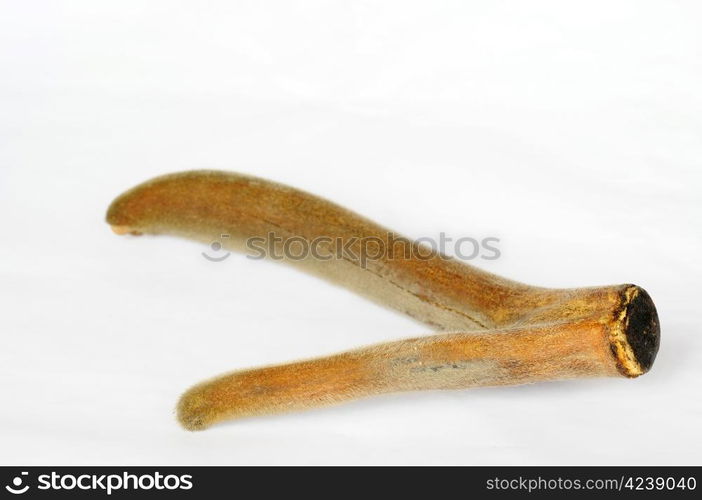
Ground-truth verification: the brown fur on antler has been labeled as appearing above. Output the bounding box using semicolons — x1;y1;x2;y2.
107;171;659;430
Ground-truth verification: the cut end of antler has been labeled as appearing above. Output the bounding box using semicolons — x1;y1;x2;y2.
610;285;660;378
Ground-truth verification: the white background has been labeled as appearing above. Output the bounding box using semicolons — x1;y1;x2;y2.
1;1;700;465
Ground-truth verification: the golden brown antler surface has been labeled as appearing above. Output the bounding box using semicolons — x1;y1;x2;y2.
106;170;660;430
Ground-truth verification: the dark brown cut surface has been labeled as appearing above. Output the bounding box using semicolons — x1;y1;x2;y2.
624;287;660;373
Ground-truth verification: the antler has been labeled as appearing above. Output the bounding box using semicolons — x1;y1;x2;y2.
107;170;659;430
